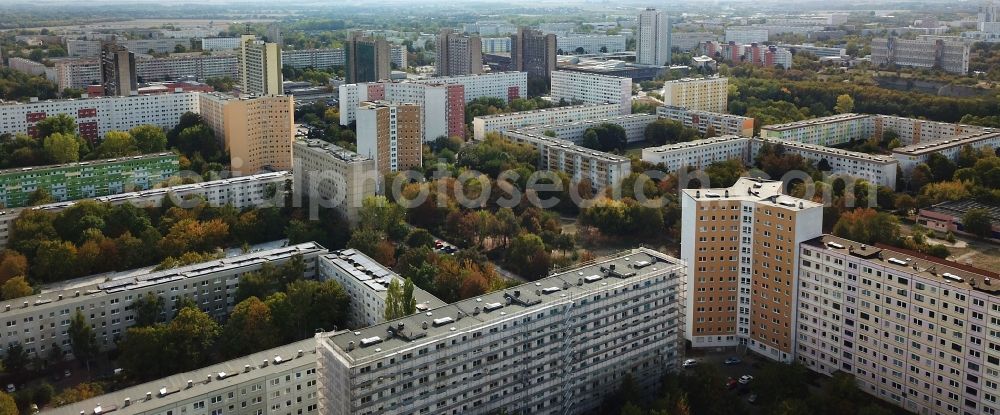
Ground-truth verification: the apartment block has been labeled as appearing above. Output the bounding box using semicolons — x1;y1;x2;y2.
435;30;483;77
316;248;686;415
637;8;672;65
356;101;423;175
0;92;200;141
345;33;391;84
293;138;377;225
239;35;283;96
100;43;137;97
67;38;190;57
0;171;290;249
135;54;240;82
761;113;985;147
472;103;622;140
199;93;294;174
7;57;47;76
642;135;751;172
390;45;408;70
778;43;847;58
0;242;324;360
47;339;320;415
481;37;512;53
463;21;518;36
502;129;631;189
412;71;526;104
549;70;632;115
317;249;445;327
725;28;770;44
797;235;1000;415
0;153;178;208
872;37;970;74
282;48;345;69
200;37;241;51
671;32;721;52
680;178;823;362
749;138;899;188
511;28;557;84
556;34;627;54
657;105;755;137
661;76;729;113
55;59;101;90
338;81;463;141
893;130;1000;173
520;113;658;144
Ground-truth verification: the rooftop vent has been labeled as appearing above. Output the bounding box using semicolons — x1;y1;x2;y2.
942;272;964;283
432;317;455;327
360;336;383;347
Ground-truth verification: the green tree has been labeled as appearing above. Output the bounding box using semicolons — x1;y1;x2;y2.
405;228;435;248
132;292;164;327
33;382;54;407
384;278;406;320
32;240;78;282
43;132;80;163
581;129;600;149
1;276;33;300
507;233;551;280
268;279;349;341
962;208;992;238
220;297;278;358
3;343;29;374
35;114;76;138
168;306;221;372
96;130;136;158
68;310;99;371
130;125;168;153
26;187;55;206
834;94;855;113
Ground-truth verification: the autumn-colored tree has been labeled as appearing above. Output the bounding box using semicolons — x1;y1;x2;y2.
51;383;103;407
0;391;16;414
0;250;28;282
1;275;33;300
32;240;78;282
832;208;901;245
158;218;229;257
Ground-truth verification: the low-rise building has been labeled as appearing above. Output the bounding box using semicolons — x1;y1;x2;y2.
657;105;754;137
917;200;1000;240
549;70;632;115
502;129;631;189
0;152;178;208
293;138;377;225
316;248;687;415
317;249;444;327
472;103;622;140
47;339;321;415
661;76;729;113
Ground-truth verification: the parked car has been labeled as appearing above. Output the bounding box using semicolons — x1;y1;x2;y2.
682;358;699;368
748;393;758;404
726;377;738;390
724;356;742;365
5;384;14;393
739;375;754;384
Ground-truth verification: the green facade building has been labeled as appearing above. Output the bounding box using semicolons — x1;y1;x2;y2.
0;152;180;208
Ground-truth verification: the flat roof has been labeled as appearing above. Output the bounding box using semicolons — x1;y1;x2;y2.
658;105;752;119
663;76;727;84
761;113;870;131
645;135;749;153
921;200;1000;226
753;137;896;164
0;242;325;317
474;103;619;121
521;114;658;132
319;247;681;364
803;234;1000;294
44;338;322;415
321;249;444;310
504;130;631;163
681;177;823;211
0;152;176;176
0;171;290;219
892;130;1000;156
295;138;370;163
551;69;632;81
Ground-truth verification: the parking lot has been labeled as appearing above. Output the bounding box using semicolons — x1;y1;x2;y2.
683;346;767;409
